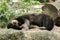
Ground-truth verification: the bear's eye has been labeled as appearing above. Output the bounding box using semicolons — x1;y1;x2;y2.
18;22;22;26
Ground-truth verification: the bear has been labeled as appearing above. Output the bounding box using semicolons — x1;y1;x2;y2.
7;19;30;30
54;16;60;27
7;13;54;31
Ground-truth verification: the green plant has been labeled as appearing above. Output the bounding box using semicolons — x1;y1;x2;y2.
34;0;45;3
0;0;40;28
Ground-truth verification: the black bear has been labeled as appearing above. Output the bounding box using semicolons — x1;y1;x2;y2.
54;16;60;27
7;18;30;30
7;13;54;31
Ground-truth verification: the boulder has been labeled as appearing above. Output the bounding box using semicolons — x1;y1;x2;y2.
0;29;60;40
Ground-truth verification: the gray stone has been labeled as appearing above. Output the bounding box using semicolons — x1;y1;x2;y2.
0;29;60;40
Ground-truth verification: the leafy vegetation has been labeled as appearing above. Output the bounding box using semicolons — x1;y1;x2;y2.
0;0;41;28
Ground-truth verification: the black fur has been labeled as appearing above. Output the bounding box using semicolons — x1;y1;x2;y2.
7;13;54;31
54;16;60;26
7;23;22;30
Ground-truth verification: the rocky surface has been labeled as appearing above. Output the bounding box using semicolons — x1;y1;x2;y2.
0;26;60;40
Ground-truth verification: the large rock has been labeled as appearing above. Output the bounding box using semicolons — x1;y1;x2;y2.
0;29;60;40
42;4;58;19
42;0;60;19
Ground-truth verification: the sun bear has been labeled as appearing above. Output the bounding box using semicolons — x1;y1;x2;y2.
7;13;54;31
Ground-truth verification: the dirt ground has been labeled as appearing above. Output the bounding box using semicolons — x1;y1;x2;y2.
52;25;60;32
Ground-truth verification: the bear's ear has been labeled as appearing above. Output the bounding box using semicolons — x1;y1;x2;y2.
11;20;18;25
